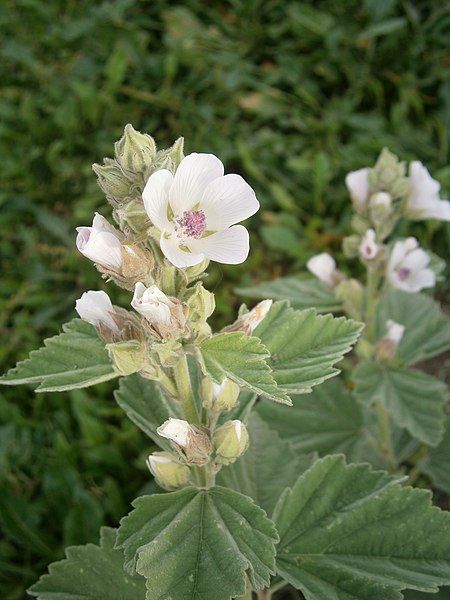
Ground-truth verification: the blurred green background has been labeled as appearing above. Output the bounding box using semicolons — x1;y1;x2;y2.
0;0;449;597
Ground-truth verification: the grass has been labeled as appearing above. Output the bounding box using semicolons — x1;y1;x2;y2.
0;0;449;596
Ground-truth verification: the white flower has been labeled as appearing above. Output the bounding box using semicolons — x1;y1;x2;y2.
307;253;338;287
359;229;380;261
387;237;435;293
75;290;118;332
385;320;405;344
76;213;124;270
157;418;191;448
406;161;450;221
131;282;175;324
345;167;370;213
142;153;260;268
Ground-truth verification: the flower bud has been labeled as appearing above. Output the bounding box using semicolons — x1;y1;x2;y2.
201;378;240;412
342;235;360;258
75;290;119;333
146;451;190;490
307;253;343;288
92;161;132;201
76;213;124;271
222;300;272;336
131;282;187;339
376;320;405;360
359;229;381;262
115;124;157;175
157;418;212;466
106;340;145;375
214;420;249;465
186;282;215;322
345;167;370;214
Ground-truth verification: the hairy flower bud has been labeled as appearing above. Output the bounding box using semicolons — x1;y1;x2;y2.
342;235;360;258
186;282;215;322
75;290;119;333
307;253;343;288
214;420;249;465
146;451;190;490
131;283;187;340
115;124;157;175
369;192;393;227
223;300;272;336
92;161;132;202
76;213;124;271
201;378;240;412
157;418;212;466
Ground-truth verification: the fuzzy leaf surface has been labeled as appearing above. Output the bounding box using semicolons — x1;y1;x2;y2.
116;486;278;600
218;413;315;516
0;319;118;392
375;290;450;366
421;415;450;493
28;527;146;599
236;276;341;312
353;362;448;446
254;301;363;394
198;332;291;404
274;455;450;600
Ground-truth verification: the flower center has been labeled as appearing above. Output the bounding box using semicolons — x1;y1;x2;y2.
175;210;207;239
396;267;410;281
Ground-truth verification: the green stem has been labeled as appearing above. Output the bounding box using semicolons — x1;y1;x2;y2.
364;266;379;342
375;399;396;471
172;354;200;424
257;589;272;599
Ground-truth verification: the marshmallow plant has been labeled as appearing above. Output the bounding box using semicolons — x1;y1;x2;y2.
2;133;450;600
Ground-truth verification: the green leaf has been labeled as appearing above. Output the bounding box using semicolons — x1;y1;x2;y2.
116;486;278;600
28;527;146;599
236;276;342;312
217;413;315;517
198;332;291;404
114;374;181;451
256;378;384;466
354;362;448;446
0;319;118;392
404;588;450;599
254;302;363;394
274;455;450;600
421;415;450;493
375;290;450;366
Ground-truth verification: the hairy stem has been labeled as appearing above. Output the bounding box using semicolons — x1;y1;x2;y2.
172;354;200;424
375;399;396;471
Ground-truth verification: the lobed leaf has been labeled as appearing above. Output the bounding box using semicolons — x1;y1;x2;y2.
421;415;450;494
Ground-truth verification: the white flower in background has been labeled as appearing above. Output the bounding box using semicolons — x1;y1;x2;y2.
142;153;260;268
345;167;370;213
131;283;174;324
76;213;124;270
223;299;272;336
359;229;380;261
75;290;118;332
386;237;435;293
157;418;191;447
384;320;405;345
406;161;450;221
307;253;340;287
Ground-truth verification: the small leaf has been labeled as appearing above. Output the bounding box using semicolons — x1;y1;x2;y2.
116;486;278;600
28;527;146;599
274;455;450;600
218;413;315;516
354;362;448;446
0;319;118;392
254;301;363;394
236;276;341;312
375;290;450;366
114;374;182;450
198;332;291;404
421;415;450;494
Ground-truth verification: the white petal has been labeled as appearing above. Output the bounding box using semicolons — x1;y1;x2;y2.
307;253;336;285
200;174;259;230
75;290;118;332
160;233;204;269
407;268;436;292
78;230;123;270
142;169;173;230
420;198;450;221
345;167;370;211
190;225;249;264
92;213;123;238
402;248;430;271
387;238;417;273
169;153;224;215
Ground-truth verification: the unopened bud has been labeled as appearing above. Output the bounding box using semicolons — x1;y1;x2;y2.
307;253;343;288
342;235;360;258
184;258;210;281
119;198;151;234
75;290;119;333
359;229;381;261
76;213;124;271
157;418;212;466
214;420;249;465
369;192;392;227
106;340;145;375
146;452;190;490
201;378;240;412
92;162;131;200
186;282;215;322
376;319;405;360
345;167;370;214
115;124;157;175
223;300;272;336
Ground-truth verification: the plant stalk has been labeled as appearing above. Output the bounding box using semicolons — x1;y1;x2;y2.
375;399;396;471
172;354;200;424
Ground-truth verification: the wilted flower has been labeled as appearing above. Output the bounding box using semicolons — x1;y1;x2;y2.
376;319;405;360
131;282;187;339
157;418;211;465
75;290;118;332
386;237;435;293
345;168;370;213
214;420;249;465
76;213;123;270
157;418;191;447
146;452;190;490
142;153;260;268
222;299;272;336
405;161;450;222
359;229;380;261
307;253;342;288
